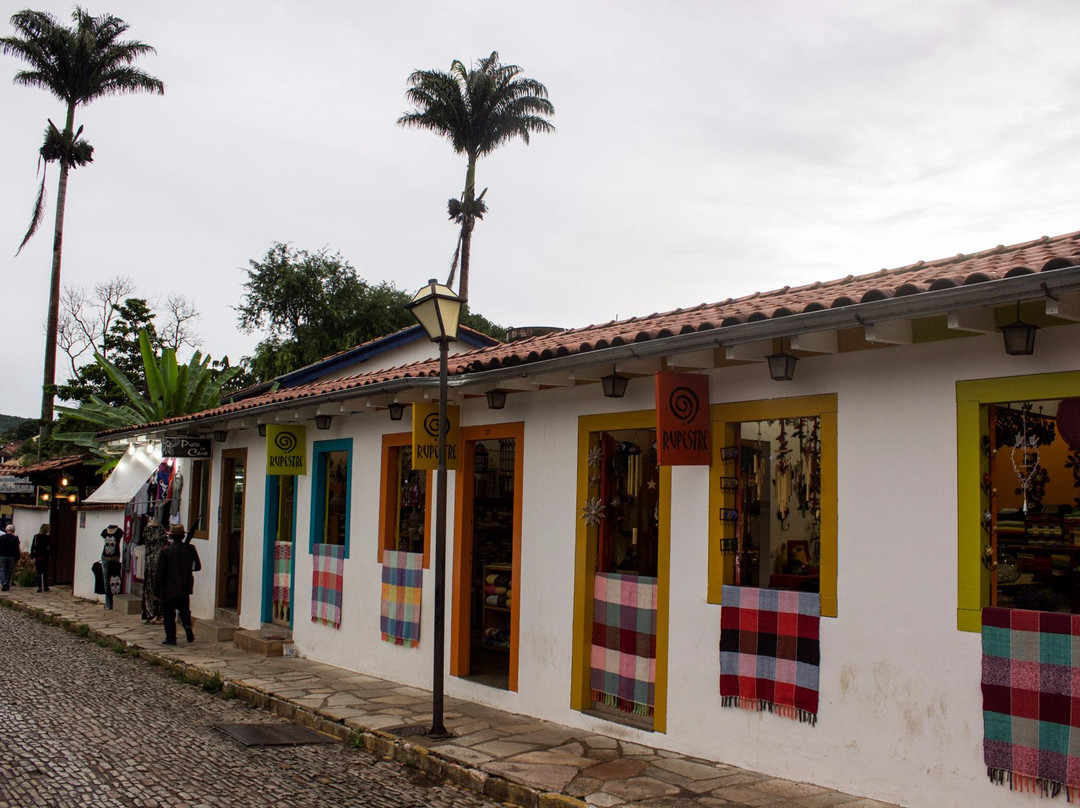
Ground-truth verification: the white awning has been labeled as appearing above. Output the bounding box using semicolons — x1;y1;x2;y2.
84;444;163;505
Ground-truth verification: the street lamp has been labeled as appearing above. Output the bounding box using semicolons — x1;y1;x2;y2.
406;278;462;739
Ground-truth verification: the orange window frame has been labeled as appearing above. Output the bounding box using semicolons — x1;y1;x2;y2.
378;432;432;568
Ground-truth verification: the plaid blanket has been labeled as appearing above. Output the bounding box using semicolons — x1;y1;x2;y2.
982;607;1080;800
272;541;292;621
719;585;820;724
311;544;345;629
590;572;658;717
380;551;423;647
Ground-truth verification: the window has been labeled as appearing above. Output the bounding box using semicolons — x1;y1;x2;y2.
310;439;352;555
187;458;211;539
378;433;430;565
957;371;1080;631
708;395;838;616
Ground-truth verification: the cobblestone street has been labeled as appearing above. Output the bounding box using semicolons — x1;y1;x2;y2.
0;607;502;808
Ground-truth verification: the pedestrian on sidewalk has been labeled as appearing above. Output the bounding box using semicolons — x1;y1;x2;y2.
29;524;51;592
100;525;122;610
156;524;197;645
0;525;21;591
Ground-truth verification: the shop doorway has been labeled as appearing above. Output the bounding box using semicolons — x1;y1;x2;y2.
263;474;296;627
451;423;523;692
218;449;246;611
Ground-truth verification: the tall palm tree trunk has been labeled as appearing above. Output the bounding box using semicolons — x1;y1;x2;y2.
457;157;477;304
38;102;75;454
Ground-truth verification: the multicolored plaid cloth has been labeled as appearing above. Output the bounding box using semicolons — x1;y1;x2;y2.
311;544;345;629
982;607;1080;801
719;585;820;724
590;572;658;717
273;541;292;608
380;551;423;648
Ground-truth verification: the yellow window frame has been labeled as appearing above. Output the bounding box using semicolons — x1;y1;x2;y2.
706;394;838;617
955;370;1080;632
571;410;671;733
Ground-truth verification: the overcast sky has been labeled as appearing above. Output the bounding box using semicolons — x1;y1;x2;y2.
3;1;1080;417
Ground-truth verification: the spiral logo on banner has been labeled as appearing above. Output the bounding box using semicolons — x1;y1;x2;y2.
423;411;446;438
669;386;700;426
274;431;298;453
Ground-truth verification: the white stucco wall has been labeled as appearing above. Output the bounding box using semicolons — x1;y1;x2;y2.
9;505;46;553
135;321;1080;808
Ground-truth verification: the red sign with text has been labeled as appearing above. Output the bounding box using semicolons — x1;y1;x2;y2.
655;371;711;465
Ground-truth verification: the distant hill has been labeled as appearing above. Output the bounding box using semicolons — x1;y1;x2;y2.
0;414;32;433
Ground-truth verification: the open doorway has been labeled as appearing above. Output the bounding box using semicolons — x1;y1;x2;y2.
218;449;246;612
452;423;523;691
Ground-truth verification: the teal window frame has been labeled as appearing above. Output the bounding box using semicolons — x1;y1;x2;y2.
309;438;353;557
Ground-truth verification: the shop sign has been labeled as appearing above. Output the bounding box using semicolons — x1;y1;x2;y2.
411;403;460;471
266;425;307;475
162;436;212;458
0;476;34;494
655;371;711;465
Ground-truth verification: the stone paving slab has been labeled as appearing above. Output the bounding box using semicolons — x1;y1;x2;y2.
0;586;901;808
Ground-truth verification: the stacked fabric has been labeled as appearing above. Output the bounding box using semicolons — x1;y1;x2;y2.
1026;514;1063;543
996;512;1027;539
1063;514;1080;544
483;627;510;649
485;570;511;608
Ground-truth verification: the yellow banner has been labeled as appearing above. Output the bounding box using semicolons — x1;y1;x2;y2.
411;403;460;470
266;424;307;475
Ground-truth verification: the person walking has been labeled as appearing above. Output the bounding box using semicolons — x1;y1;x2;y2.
29;524;51;592
100;525;122;609
156;524;196;645
0;525;21;591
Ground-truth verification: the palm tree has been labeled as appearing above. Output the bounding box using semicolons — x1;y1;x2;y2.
398;51;554;304
1;7;163;452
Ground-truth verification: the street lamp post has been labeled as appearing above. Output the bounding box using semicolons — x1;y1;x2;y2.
406;279;463;739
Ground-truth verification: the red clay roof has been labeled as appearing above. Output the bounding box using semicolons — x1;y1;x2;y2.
1;455;90;475
102;230;1080;435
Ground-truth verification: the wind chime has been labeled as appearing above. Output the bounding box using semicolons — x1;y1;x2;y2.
774;420;793;529
1010;403;1040;514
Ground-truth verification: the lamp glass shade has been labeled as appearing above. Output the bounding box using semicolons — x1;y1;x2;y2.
601;373;629;398
406;279;463;342
257;424;267;437
314;414;333;430
388;402;405;421
486;389;507;410
766;352;798;381
1001;320;1038;356
213;430;228;443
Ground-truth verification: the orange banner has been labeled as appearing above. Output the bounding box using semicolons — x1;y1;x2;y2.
655;371;711;465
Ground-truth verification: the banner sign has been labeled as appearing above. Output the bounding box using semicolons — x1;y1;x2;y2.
655;371;711;465
411;403;460;471
162;436;211;458
0;476;34;494
266;425;307;475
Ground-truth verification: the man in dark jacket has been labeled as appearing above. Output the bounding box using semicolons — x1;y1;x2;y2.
156;524;198;645
0;525;21;591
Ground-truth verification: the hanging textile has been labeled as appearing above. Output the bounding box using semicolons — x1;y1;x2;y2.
380;550;423;648
311;544;345;629
982;607;1080;800
590;572;658;716
719;585;820;724
272;541;292;622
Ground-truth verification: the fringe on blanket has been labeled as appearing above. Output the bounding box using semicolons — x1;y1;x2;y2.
720;695;818;726
380;633;418;648
591;689;654;717
987;768;1077;802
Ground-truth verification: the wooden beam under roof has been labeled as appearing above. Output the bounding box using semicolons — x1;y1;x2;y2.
947;307;996;335
864;319;912;345
724;340;773;363
791;331;838;354
665;348;718;370
1046;292;1080;322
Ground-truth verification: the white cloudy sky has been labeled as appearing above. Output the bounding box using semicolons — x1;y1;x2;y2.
3;1;1080;417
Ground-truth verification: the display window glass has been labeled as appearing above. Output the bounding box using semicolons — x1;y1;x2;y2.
187;458;211;538
310;439;352;554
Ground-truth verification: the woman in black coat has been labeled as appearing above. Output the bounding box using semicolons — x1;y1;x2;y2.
29;524;51;592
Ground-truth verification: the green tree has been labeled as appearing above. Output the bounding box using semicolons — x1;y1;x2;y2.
398;51;554;304
1;7;164;451
238;242;507;382
56;330;240;473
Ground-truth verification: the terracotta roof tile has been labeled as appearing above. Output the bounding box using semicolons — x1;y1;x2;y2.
101;230;1080;436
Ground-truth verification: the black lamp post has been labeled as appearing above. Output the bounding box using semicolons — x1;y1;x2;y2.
406;278;462;739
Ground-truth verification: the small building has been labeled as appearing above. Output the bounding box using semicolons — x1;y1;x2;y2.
87;230;1080;808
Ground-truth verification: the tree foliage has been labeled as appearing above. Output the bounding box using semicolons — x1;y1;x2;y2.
398;51;554;303
55;330;240;473
238;242;507;382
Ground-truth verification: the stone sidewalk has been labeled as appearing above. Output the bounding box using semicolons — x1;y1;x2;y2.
0;586;900;808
